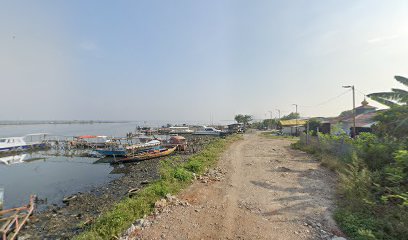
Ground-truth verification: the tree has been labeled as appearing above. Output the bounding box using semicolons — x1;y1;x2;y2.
306;118;321;136
367;75;408;107
372;105;408;140
234;114;253;126
367;75;408;139
250;119;278;130
281;112;300;120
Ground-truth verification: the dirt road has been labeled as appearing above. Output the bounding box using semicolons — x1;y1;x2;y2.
139;133;343;240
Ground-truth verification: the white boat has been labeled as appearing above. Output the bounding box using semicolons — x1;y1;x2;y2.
169;126;193;134
126;140;161;151
0;154;28;165
0;134;48;152
193;126;222;136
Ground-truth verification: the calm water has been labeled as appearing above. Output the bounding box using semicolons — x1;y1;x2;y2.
0;122;146;210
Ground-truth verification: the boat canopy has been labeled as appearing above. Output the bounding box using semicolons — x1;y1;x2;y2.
78;135;108;139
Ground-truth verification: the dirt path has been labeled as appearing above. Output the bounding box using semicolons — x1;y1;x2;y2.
138;132;343;240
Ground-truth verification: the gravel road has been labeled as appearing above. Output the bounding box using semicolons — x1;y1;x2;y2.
138;132;344;240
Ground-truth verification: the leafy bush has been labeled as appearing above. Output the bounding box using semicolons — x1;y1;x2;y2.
338;153;374;207
173;167;192;182
353;133;396;171
294;131;408;239
184;157;204;173
334;210;378;240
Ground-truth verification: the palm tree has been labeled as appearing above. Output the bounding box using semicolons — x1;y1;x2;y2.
367;75;408;106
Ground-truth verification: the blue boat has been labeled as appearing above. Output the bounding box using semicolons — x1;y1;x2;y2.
95;140;162;157
94;148;127;157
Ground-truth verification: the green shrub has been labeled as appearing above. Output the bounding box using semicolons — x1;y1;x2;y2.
184;158;204;173
338;153;374;207
334;210;378;240
173;167;192;182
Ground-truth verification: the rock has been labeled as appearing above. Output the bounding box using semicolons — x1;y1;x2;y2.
135;218;144;227
142;220;151;228
141;180;150;185
155;199;167;209
278;167;291;172
127;188;140;197
62;195;77;204
165;193;177;203
18;234;32;240
195;209;200;212
331;237;347;240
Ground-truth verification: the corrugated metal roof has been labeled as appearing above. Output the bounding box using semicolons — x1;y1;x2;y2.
279;119;307;126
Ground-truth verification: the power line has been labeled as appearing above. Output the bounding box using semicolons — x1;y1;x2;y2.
299;89;351;108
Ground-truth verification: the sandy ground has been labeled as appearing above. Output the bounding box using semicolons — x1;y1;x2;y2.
138;132;343;240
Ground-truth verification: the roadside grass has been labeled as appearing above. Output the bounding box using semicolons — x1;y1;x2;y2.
75;134;242;240
291;140;408;240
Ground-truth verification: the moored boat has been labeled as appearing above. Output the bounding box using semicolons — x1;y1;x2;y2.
126;140;161;152
94;148;127;157
193;126;222;136
116;146;177;163
0;134;48;152
95;140;161;157
169;126;193;134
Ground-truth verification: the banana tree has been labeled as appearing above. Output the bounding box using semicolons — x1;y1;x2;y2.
367;76;408;106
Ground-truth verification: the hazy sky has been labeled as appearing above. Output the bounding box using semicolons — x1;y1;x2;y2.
1;0;407;123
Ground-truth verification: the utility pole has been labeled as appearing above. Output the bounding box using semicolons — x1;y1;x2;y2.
343;85;356;138
268;111;273;130
292;104;298;136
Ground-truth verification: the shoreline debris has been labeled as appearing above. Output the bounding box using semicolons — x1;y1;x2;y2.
0;195;36;240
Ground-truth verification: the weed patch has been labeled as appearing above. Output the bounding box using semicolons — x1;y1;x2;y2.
294;133;408;240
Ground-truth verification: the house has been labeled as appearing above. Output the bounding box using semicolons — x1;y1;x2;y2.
278;119;307;136
329;98;379;136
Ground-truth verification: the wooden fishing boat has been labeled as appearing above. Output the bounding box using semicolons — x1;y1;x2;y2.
95;140;161;157
116;146;177;163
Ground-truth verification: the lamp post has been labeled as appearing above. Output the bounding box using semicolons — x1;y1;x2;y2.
343;85;356;138
292;104;298;136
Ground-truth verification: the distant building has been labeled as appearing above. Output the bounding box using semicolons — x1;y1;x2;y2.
355;98;377;115
278;119;307;136
329;98;378;136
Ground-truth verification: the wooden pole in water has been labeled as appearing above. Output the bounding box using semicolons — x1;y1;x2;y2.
0;187;4;211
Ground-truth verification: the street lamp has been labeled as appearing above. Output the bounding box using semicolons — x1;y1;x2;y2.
292;104;298;136
343;85;356;138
